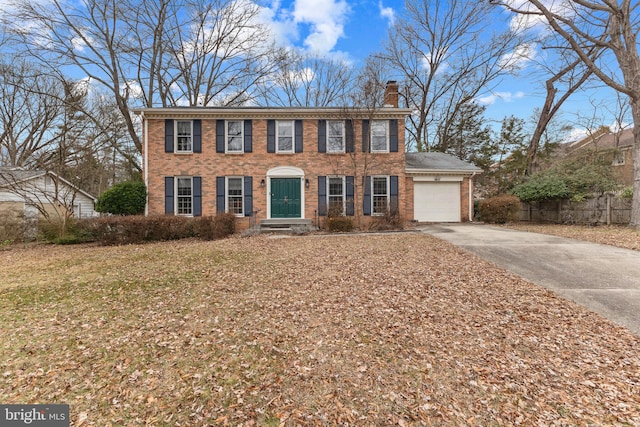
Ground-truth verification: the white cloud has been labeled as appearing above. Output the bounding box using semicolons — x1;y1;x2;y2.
257;1;298;47
499;43;537;71
476;91;526;105
504;0;576;35
70;34;93;53
379;1;395;26
292;0;350;53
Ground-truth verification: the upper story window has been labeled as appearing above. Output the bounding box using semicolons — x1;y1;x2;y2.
226;120;244;153
371;120;389;152
176;177;193;215
277;121;294;153
327;121;345;153
372;176;389;215
176;120;193;152
226;177;244;216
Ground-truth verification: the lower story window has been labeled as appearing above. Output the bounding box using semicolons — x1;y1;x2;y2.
227;177;244;215
372;176;389;215
328;176;345;215
177;177;193;215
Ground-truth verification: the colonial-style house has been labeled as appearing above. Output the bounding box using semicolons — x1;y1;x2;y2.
136;82;478;230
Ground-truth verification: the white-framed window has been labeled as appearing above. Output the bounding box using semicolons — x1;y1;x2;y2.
328;176;345;215
176;120;193;152
276;120;294;153
371;120;389;152
176;177;193;215
327;120;345;153
226;120;244;153
372;176;389;215
613;150;626;166
226;176;244;216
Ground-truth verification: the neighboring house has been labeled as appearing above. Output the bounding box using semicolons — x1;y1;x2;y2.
136;82;479;229
558;127;635;186
0;169;97;240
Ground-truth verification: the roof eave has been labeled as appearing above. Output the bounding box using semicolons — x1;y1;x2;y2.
406;168;482;176
133;107;413;119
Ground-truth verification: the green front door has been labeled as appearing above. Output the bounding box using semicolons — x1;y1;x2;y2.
270;178;302;218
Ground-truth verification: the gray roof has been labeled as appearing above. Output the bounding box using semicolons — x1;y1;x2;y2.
0;168;46;186
406;152;482;173
0;168;97;201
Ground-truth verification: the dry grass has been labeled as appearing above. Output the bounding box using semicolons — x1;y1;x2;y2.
1;234;639;426
501;223;640;251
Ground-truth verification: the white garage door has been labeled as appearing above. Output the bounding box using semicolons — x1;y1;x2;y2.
414;181;461;222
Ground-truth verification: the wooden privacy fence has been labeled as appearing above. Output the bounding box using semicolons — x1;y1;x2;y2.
519;192;632;225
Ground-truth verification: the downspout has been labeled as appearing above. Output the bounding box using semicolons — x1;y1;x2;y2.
469;172;476;222
142;112;149;217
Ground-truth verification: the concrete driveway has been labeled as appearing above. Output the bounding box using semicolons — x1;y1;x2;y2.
420;223;640;336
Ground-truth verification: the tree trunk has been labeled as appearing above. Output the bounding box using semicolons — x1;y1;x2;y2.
630;100;640;228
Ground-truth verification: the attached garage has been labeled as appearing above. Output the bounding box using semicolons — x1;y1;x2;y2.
413;180;461;222
406;152;481;223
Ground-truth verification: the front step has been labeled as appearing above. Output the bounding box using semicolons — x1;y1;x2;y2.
257;219;316;235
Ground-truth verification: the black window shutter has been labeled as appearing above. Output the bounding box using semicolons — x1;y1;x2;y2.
193;120;202;153
389;119;399;152
346;176;355;216
318;176;327;216
267;120;276;153
193;176;202;216
362;120;370;153
390;175;399;214
165;119;174;153
295;120;303;153
216;120;225;153
346;120;354;153
244;120;252;153
363;176;371;216
216;176;225;213
244;176;253;216
318;120;326;153
165;177;174;214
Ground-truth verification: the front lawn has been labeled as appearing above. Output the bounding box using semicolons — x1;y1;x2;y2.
1;234;638;425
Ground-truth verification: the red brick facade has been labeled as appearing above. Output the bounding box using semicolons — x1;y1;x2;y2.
140;108;412;229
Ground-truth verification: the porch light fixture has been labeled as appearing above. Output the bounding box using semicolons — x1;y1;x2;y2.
305;178;310;188
260;179;265;187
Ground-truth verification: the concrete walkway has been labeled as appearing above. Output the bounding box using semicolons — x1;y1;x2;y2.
420;223;640;336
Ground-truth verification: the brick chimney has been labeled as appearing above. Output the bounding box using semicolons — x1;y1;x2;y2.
383;80;399;108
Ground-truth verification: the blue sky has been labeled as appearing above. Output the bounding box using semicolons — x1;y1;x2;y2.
259;0;627;138
0;0;626;139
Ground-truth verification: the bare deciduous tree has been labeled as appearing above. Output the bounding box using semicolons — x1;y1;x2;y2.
383;0;525;152
7;0;286;166
493;0;640;227
0;60;64;168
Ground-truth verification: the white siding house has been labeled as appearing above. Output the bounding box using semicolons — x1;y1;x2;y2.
0;169;97;240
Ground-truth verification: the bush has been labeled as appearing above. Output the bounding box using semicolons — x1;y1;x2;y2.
511;175;570;202
96;181;147;215
77;213;236;245
478;194;521;224
327;216;354;232
194;213;236;240
621;186;633;199
368;208;404;231
511;158;618;202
